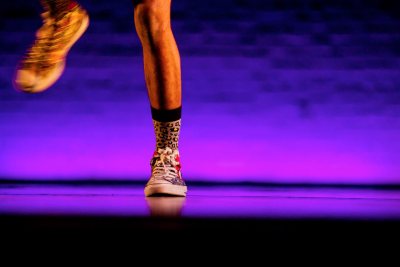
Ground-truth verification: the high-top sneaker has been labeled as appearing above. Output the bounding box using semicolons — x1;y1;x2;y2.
14;4;89;93
145;147;187;197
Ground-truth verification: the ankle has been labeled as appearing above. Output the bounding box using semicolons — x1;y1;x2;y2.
43;0;79;18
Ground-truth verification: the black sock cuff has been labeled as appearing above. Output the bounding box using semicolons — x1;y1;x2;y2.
151;106;182;122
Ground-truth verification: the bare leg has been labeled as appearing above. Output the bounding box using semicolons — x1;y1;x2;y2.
133;0;181;110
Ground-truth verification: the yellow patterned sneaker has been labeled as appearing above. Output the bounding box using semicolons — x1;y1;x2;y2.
145;147;187;197
14;4;89;93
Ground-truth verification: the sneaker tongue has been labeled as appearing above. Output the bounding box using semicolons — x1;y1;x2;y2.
152;149;179;167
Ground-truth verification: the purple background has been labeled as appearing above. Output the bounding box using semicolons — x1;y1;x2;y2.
1;0;400;185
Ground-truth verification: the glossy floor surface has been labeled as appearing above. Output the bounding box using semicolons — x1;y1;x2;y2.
1;183;399;253
1;184;400;219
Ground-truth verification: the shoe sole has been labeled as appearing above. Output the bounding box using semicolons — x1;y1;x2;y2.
14;11;90;93
144;184;187;197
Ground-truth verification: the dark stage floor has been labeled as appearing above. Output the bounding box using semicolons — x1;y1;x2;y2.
1;183;400;256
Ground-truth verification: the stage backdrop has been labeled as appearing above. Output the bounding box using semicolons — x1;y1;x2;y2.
1;0;399;185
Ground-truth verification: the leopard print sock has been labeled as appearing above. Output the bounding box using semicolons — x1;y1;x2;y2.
153;119;181;150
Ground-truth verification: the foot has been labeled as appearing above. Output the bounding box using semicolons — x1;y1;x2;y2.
14;4;89;93
144;147;187;197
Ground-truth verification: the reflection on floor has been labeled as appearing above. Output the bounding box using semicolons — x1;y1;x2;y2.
1;184;400;218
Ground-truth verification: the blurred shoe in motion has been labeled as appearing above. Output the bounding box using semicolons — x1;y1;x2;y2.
14;4;89;93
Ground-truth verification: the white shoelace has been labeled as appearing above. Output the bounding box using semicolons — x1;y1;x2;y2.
152;147;180;181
